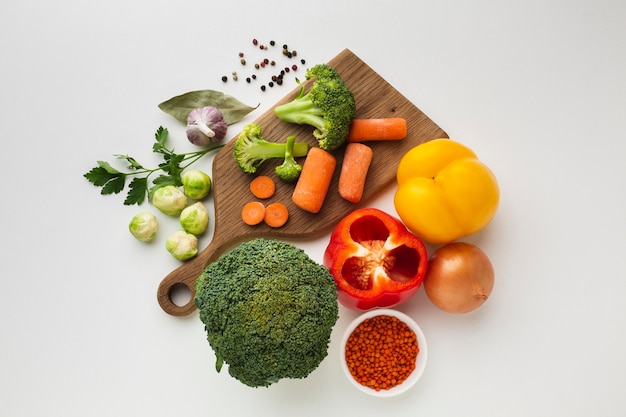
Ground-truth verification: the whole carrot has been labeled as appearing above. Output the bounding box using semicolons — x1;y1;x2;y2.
347;118;407;142
338;143;373;203
292;147;336;213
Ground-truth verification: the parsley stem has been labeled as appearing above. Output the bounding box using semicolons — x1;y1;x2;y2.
179;145;225;169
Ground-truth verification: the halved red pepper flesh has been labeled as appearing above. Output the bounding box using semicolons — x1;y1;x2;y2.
323;208;428;310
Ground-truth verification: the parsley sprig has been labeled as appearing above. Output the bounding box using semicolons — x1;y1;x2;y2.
84;126;224;205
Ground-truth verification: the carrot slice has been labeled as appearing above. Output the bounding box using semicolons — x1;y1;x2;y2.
249;175;276;199
241;201;266;225
264;202;289;228
292;147;337;213
347;118;407;142
338;143;373;203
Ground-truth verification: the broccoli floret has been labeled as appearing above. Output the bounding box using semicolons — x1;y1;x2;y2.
274;135;302;182
194;238;339;388
274;64;356;151
233;123;309;174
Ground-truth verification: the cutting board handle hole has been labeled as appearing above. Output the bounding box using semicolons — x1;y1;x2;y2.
170;283;193;307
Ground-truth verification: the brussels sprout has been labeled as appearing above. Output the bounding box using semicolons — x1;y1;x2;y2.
128;212;158;242
165;230;198;261
181;170;212;200
180;202;209;235
152;185;187;216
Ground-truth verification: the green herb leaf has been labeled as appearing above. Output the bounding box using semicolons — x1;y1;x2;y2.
96;161;121;174
125;177;148;205
158;90;258;125
114;155;144;170
84;167;111;186
101;175;126;195
154;126;169;149
160;153;185;176
152;173;180;188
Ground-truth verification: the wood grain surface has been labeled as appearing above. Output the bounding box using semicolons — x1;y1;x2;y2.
157;48;448;316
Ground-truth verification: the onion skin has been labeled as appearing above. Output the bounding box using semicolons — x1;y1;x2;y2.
423;242;494;314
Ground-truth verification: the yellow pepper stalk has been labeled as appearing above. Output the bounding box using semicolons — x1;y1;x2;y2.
394;139;500;244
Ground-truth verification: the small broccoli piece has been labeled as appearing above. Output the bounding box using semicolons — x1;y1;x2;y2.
274;64;356;151
194;238;339;388
274;135;302;182
233;123;310;174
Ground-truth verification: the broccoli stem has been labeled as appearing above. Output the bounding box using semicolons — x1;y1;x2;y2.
274;96;325;131
247;141;309;158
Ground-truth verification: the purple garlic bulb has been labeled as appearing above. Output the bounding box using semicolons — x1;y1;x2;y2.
186;106;228;146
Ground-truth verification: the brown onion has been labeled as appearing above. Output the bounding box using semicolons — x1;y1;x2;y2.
423;242;494;314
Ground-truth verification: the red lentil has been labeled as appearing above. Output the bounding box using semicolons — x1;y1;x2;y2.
344;315;419;391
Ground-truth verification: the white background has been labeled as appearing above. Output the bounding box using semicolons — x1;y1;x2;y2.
2;0;625;415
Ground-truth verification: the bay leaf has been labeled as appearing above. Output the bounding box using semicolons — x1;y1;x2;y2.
158;90;258;125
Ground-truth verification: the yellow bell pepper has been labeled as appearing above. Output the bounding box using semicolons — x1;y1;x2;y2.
394;138;500;244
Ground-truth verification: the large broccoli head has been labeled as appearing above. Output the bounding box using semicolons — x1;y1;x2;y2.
274;64;356;151
194;238;339;388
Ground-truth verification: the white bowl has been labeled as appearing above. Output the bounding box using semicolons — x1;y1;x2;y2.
340;309;428;397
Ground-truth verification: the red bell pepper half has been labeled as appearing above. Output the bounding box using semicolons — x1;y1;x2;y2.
323;207;428;311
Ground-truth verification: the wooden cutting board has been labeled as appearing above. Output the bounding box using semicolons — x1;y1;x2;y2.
157;48;448;316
